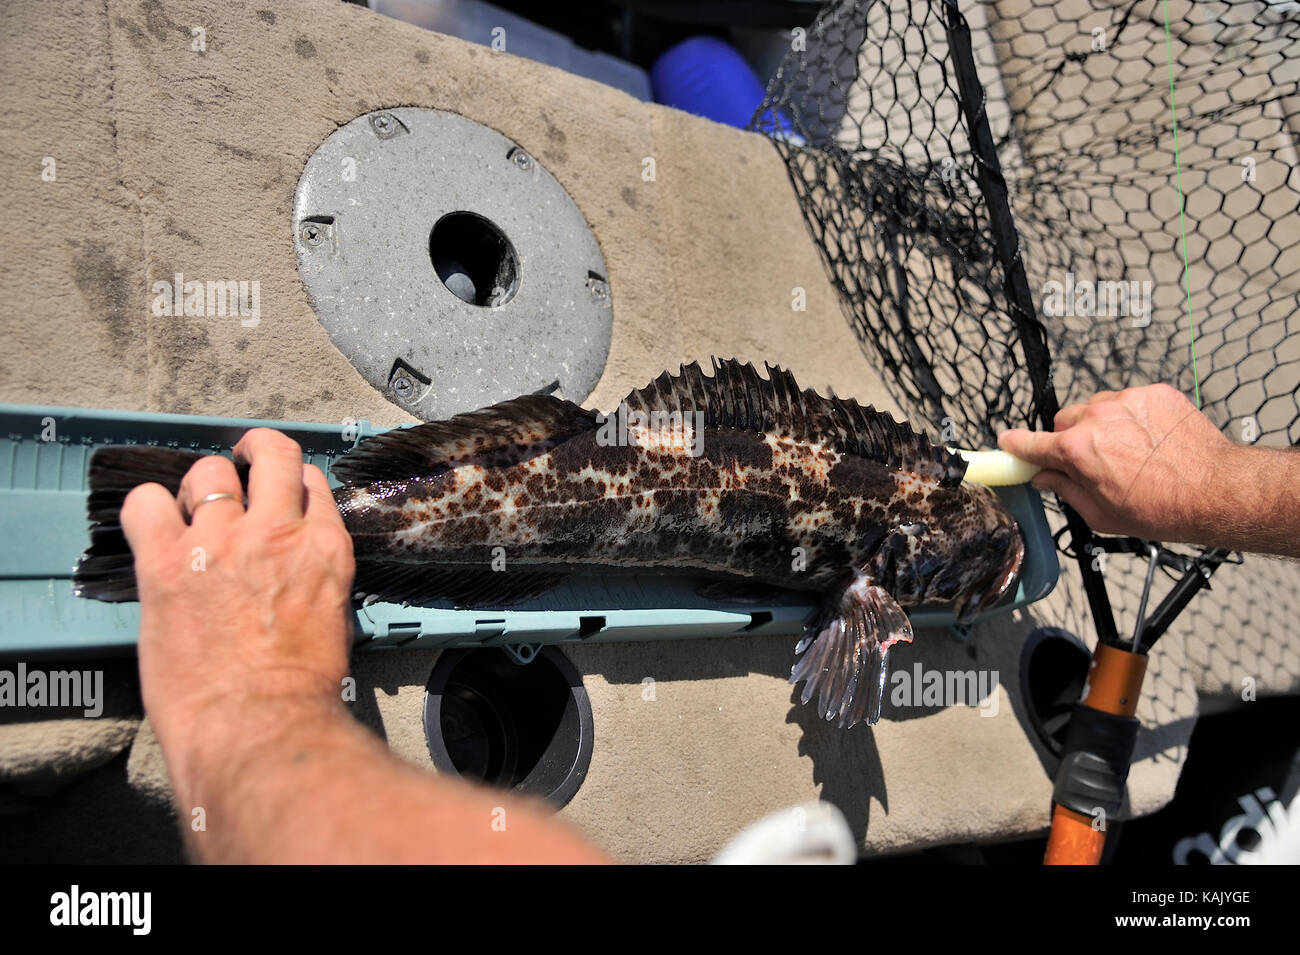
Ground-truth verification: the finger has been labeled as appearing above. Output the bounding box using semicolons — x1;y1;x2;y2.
176;454;245;529
1031;468;1067;494
1053;404;1086;432
997;428;1072;472
120;482;187;557
301;463;345;529
1086;390;1118;405
1030;468;1089;517
232;428;306;520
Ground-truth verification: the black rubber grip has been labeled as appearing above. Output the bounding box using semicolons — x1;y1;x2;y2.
1051;703;1140;818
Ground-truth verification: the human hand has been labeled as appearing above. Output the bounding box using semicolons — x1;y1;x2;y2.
119;428;356;790
998;384;1234;543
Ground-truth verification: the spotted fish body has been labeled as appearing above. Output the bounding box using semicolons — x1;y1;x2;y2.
332;359;1024;727
342;423;1005;601
74;359;1024;729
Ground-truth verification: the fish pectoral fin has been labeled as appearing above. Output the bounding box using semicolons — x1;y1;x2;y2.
790;574;914;729
331;395;598;484
352;561;565;608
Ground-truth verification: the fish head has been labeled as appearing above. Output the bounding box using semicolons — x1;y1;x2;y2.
879;482;1025;618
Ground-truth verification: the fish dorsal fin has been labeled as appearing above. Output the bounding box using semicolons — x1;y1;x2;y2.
620;358;966;486
332;395;598;485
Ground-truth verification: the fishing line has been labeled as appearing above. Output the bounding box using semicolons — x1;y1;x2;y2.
1160;0;1203;409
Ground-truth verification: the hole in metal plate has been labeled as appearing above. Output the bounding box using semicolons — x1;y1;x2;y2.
294;107;612;420
430;211;520;307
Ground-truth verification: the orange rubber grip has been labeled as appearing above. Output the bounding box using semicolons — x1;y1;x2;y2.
1044;804;1105;865
1043;643;1148;865
1082;642;1147;718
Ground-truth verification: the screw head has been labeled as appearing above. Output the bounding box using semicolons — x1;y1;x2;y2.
391;375;414;397
510;148;533;171
300;222;325;246
371;113;398;139
586;276;609;303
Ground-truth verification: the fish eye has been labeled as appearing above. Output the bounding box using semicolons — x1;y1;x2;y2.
899;522;927;537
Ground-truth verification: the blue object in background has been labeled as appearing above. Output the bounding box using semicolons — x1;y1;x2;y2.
651;36;771;129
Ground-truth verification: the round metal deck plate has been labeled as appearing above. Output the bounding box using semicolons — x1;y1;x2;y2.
293;108;612;420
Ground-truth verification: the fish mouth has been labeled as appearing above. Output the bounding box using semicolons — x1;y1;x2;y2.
957;523;1025;622
994;529;1026;600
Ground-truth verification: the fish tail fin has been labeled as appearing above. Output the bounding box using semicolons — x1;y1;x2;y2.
790;573;914;729
74;446;208;602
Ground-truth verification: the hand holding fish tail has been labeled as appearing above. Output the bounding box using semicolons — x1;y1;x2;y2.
117;428;608;864
124;428;358;800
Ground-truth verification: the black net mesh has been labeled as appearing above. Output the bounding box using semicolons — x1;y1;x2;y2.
753;0;1300;452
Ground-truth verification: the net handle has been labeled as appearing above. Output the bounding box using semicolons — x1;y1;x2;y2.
940;0;1121;647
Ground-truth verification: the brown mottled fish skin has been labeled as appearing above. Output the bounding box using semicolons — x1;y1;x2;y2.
74;358;1025;730
338;426;1021;617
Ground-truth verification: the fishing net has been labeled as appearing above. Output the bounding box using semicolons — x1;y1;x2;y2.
751;0;1300;654
752;0;1300;453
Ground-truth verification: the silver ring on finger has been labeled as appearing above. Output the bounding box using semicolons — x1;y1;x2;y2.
190;491;243;516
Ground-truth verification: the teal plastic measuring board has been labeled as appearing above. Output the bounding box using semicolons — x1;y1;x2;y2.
0;403;1057;658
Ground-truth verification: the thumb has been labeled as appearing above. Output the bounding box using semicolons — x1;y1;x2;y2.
998;427;1071;473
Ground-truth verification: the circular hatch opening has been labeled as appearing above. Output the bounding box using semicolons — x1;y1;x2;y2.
1020;626;1092;757
423;646;593;807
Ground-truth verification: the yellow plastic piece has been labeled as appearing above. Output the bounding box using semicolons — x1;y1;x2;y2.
951;448;1041;487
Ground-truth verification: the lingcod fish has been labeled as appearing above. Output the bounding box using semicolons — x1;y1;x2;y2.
75;358;1025;728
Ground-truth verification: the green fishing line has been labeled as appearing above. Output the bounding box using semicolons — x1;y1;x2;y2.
1161;0;1202;409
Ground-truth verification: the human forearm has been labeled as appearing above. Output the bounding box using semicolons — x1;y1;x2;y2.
1192;443;1300;558
170;691;611;864
123;428;610;865
999;385;1300;558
